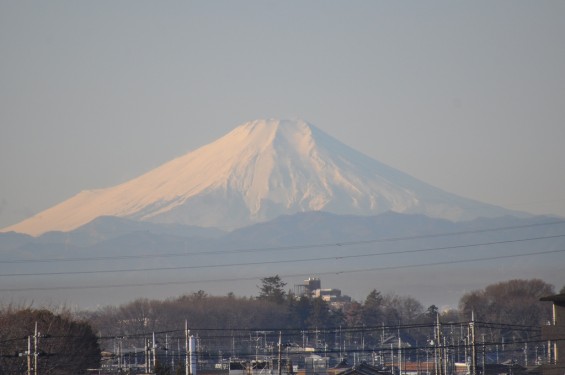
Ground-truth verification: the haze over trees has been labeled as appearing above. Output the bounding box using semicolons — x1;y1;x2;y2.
85;278;557;337
1;278;558;374
84;278;557;366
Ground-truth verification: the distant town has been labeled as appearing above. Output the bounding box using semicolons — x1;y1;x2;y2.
1;277;563;375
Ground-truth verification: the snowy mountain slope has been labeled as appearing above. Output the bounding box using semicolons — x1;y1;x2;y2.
2;119;522;236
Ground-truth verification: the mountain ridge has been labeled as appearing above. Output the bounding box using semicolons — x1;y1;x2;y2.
1;211;562;308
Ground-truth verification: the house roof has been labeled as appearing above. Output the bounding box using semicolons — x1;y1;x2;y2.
334;359;351;369
540;293;565;304
337;362;392;375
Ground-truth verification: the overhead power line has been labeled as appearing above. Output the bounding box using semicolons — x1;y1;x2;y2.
0;248;563;292
0;319;546;342
0;233;563;278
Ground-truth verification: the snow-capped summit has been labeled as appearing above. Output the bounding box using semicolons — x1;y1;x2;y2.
2;119;517;236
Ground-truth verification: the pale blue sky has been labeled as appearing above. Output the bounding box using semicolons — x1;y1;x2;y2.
1;1;565;229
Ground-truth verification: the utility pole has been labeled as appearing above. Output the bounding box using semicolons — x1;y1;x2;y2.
435;314;442;375
186;320;190;375
145;338;150;374
189;334;197;375
34;321;38;375
118;337;122;371
27;335;31;375
482;334;486;374
470;312;477;375
278;331;283;375
398;335;402;375
153;332;157;373
443;337;448;375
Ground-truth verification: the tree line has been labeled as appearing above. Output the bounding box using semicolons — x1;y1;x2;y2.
0;307;99;374
0;278;561;374
86;278;557;372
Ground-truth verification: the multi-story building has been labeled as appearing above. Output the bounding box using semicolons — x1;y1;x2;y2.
294;278;352;309
540;292;565;375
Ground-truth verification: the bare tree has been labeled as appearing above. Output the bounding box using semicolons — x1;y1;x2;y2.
0;308;100;374
459;278;553;326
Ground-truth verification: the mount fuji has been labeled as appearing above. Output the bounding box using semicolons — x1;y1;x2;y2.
3;119;520;236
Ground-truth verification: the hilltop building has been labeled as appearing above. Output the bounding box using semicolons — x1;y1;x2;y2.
294;278;352;309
